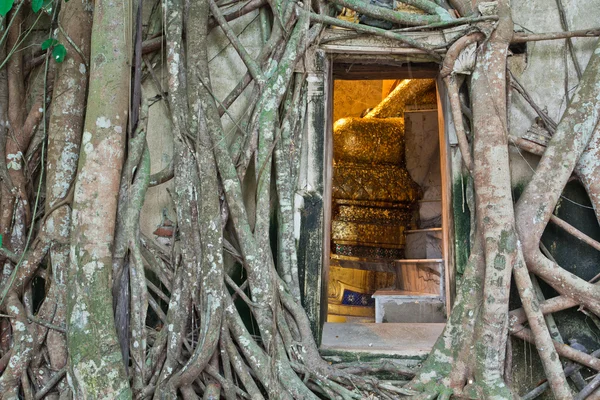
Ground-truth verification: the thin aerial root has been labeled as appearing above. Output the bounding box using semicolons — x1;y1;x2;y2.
549;214;600;252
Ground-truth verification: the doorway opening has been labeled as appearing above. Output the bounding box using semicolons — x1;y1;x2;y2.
321;71;450;353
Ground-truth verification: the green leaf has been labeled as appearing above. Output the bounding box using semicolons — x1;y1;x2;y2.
52;44;67;63
0;0;14;16
41;38;58;50
32;0;42;12
42;0;53;11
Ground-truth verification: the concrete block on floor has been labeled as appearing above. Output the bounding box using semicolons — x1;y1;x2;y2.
372;290;446;323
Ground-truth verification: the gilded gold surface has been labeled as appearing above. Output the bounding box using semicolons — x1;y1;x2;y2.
365;79;436;118
327;265;394;317
332;163;421;203
333;117;406;165
335;199;411;208
332;221;408;247
335;204;413;225
328;265;394;300
330;81;427;266
327;304;374;318
332;202;414;248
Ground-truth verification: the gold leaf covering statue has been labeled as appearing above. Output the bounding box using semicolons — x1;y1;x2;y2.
331;79;435;260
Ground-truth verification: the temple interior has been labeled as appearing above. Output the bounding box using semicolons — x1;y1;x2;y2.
327;78;447;324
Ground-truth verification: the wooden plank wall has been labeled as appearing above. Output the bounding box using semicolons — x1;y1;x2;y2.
395;262;442;295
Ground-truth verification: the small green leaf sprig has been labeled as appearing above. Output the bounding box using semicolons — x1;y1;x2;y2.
1;0;67;63
41;37;66;63
0;0;54;16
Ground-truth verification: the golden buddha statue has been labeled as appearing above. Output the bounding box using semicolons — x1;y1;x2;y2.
331;117;422;259
328;79;436;321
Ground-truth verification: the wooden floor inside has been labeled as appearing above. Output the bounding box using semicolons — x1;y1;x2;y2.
320;322;445;356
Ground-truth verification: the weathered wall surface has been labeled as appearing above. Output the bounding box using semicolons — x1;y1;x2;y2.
508;0;600;186
140;85;174;238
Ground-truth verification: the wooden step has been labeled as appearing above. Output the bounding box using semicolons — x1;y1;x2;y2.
395;258;443;264
405;227;442;233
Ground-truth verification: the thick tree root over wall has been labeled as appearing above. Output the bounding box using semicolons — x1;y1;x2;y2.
0;0;600;398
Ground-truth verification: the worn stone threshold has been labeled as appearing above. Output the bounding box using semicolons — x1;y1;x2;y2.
320;322;445;357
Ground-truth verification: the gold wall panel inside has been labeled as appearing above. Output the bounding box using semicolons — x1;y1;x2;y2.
333;80;383;123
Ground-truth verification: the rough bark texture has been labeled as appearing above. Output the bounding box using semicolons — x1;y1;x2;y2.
43;0;94;394
0;0;600;399
66;0;132;396
470;2;517;397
